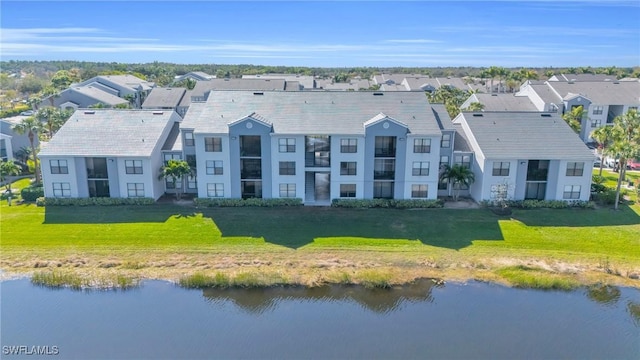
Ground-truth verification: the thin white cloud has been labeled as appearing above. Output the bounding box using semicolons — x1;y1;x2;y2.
383;39;442;44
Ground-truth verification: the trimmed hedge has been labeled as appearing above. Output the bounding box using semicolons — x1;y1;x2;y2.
331;198;443;209
36;197;155;207
480;199;595;209
21;186;44;202
194;197;303;207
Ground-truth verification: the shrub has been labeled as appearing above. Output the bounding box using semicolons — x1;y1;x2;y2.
594;189;619;205
194;197;303;207
20;185;44;202
37;197;155;206
480;199;595;209
331;198;443;209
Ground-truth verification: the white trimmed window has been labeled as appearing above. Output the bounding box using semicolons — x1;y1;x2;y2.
455;155;471;169
50;160;68;174
279;183;296;198
125;160;143;174
184;132;194;146
340;184;356;198
592;106;603;115
492;162;510;176
591;119;601;128
413;138;431;153
566;162;584;176
340;161;357;176
163;153;181;165
340;138;357;153
187;175;197;189
206;160;223;175
411;184;428;198
279;161;296;175
563;185;581;199
52;182;71;197
127;183;144;197
441;134;451;148
279;138;296;153
412;161;430;176
207;183;224;197
204;137;222;152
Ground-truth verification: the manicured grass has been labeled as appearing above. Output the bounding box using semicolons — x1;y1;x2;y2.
495;266;581;290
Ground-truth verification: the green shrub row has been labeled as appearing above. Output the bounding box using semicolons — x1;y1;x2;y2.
481;199;595;209
331;198;443;209
194;197;303;207
21;185;44;202
592;189;625;205
36;197;155;206
0;106;29;119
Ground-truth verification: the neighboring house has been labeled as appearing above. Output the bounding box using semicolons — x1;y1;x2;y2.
0;133;12;161
73;75;155;107
374;74;482;92
548;74;616;82
453;112;595;202
315;78;373;91
1;119;38;162
173;71;215;83
190;79;289;101
42;86;129;110
142;88;189;117
38;109;181;200
460;93;539;112
242;74;316;90
517;81;640;142
180;91;451;204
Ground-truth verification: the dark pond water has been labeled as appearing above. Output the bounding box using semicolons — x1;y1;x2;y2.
1;279;639;360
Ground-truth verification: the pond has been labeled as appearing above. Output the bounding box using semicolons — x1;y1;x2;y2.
1;279;638;359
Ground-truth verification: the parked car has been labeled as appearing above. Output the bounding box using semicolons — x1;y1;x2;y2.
20;110;34;116
627;158;640;171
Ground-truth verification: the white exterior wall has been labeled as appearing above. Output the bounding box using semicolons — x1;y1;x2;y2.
553;159;593;201
516;85;547;111
401;135;440;199
271;135;306;199
115;158;159;199
194;133;231;199
477;159;518;201
1;133;13;161
40;156;81;198
330;135;366;199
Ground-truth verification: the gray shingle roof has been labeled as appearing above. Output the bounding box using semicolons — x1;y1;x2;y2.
466;93;538;111
182;91;443;136
459;112;594;160
39;110;178;157
191;79;287;99
68;86;129;106
547;81;640;105
142;87;187;108
551;74;616;82
529;84;562;105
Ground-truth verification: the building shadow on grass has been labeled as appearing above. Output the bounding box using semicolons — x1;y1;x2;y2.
43;204;199;224
205;207;506;250
509;204;640;227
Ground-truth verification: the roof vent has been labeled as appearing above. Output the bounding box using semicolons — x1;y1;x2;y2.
472;113;483;117
152;111;164;115
613;81;620;84
373;92;384;96
84;111;95;115
253;92;264;95
541;113;552;117
491;94;498;96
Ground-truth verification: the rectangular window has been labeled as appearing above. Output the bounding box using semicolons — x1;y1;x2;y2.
50;160;69;174
374;136;396;157
412;161;430;176
340;184;356;198
205;160;223;175
207;183;224;198
204;137;222;152
165;178;175;189
125;160;143;174
413;138;431;153
566;162;584;176
492;162;510;176
163;153;181;165
592;106;603;115
184;132;194;146
340;138;357;153
563;185;581;199
591;119;601;128
279;183;296;198
240;159;261;179
441;134;451;148
240;135;261;157
411;184;428;198
340;161;357;176
187;175;197;189
52;182;71;197
374;159;395;179
127;183;144;198
373;181;394;199
279;161;296;175
279;138;296;153
455;155;471;169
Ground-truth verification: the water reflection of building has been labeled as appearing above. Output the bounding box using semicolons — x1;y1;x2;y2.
202;279;441;314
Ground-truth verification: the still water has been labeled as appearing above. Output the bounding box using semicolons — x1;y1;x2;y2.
1;279;638;359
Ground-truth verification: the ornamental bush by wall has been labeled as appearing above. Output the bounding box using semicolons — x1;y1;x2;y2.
194;198;303;207
36;197;155;206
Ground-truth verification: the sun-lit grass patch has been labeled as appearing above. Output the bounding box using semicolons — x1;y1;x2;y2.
495;265;580;290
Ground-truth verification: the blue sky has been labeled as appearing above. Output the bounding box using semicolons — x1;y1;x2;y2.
1;1;638;67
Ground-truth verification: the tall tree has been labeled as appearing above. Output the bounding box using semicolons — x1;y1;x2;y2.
464;102;485;112
158;159;192;200
0;159;22;193
37;107;72;139
439;164;475;201
12;116;42;184
590;125;614;176
562;105;585;134
609;109;640;210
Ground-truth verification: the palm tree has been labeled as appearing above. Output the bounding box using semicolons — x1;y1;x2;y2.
562;105;585;134
158;159;192;200
464;102;485;112
0;159;22;193
590;125;614;176
27;96;41;111
608;109;640;210
37;107;72;139
12;116;43;184
439;164;475;201
40;85;60;108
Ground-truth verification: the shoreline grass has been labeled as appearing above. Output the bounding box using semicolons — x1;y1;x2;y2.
31;270;139;290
